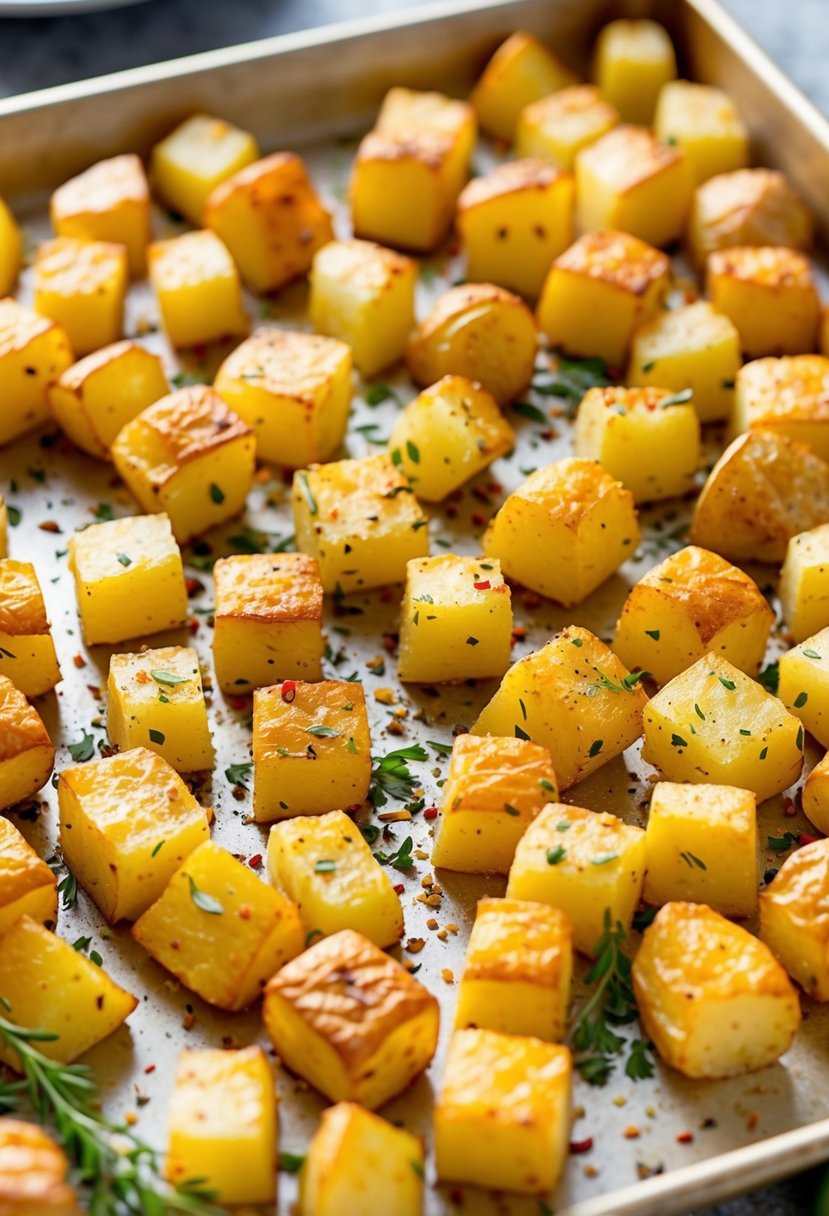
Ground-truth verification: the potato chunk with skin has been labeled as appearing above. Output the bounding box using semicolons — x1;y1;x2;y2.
760;839;829;1000
537;230;670;368
212;553;324;694
0;675;54;812
655;82;748;185
166;1046;276;1206
397;555;512;683
633;901;800;1078
432;734;559;874
780;525;829;643
435;1028;571;1195
0;915;137;1068
0;817;57;936
779;627;829;749
133;840;303;1011
455;897;572;1040
0;197;22;296
0;559;61;697
0;1120;80;1216
58;746;210;923
642;653;804;802
111;387;256;543
50;154;151;278
613;545;774;686
483;459;640;607
292;454;429;595
253;680;371;821
0;298;73;447
149;230;248;349
708;246;820;358
406;283;536;406
267;810;403;948
516;85;619;171
213;328;351;468
472;626;648;791
688;168;813;270
150;113;260;226
593;19;676;124
804;752;829;835
34;238;127;357
263;928;439;1109
471;31;577;142
731;355;829;462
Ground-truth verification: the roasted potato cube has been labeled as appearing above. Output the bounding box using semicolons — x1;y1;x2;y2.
456;159;575;300
780;524;829;643
516;85;619;171
472;625;647;790
643;653;803;801
574;384;700;503
34;237;127;357
0;559;61;697
133;839;303;1010
779;627;829;748
708;246;820;358
165;1046;276;1205
0;675;54;812
434;1028;571;1195
263;928;439;1108
309;239;417;378
803;751;829;835
688;168;813;270
483;459;640;606
50;154;151;278
0;817;57;936
148;230;247;348
731;355;829;462
350;88;475;252
212;552;324;694
267;809;403;947
398;555;512;683
633;901;800;1078
593;18;676;123
107;645;214;773
613;544;774;686
760;839;829;1000
58;746;210;923
455;897;572;1040
537;230;670;367
0;197;22;296
0;1120;80;1216
292;454;429;594
150;113;260;225
0;299;73;447
205;151;333;293
471;30;577;141
213;328;351;468
0;915;137;1067
655;82;748;185
432;734;559;874
253;680;371;821
300;1102;424;1216
690;430;829;563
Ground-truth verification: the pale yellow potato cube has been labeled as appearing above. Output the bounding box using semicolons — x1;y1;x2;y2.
0;299;73;447
397;555;512;683
516;85;619;171
0;817;57;936
708;246;820;358
471;30;577;141
0;675;54;812
262;928;439;1109
633;901;800;1078
593;19;677;124
0;1120;79;1216
34;237;127;357
803;751;829;835
779;627;829;749
50;153;151;278
150;113;260;225
0;559;61;697
148;230;247;349
688;168;813;270
760;839;829;1000
732;355;829;462
0;196;22;296
655;82;748;185
780;524;829;643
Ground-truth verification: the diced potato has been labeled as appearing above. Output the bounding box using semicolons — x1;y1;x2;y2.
613;544;774;686
148;230;248;348
0;298;73;447
0;675;54;812
0;1120;80;1216
50;153;151;277
150;113;260;225
472;625;648;790
471;30;577;141
779;627;829;749
292;454;429;594
351;87;475;251
434;1028;571;1195
482;459;640;606
731;355;829;462
516;85;619;171
309;239;417;378
111;387;256;543
253;680;371;820
537;229;670;368
300;1102;423;1216
133;839;303;1011
780;524;829;643
760;839;829;1000
267;809;403;947
633;901;800;1078
397;555;512;683
34;237;127;357
455;897;572;1040
0;817;57;936
456;159;575;300
574;384;700;502
213;328;351;468
576;125;693;248
212;552;324;694
205;152;333;293
707;246;820;358
688;168;813;270
58;746;210;923
0;914;137;1067
593;18;677;124
0;559;61;697
107;645;214;773
690;430;829;563
803;751;829;835
431;734;559;874
0;196;22;296
165;1046;276;1205
654;82;748;184
406;283;536;406
642;653;803;801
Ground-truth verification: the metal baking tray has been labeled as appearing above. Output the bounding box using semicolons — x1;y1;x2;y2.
2;2;829;1214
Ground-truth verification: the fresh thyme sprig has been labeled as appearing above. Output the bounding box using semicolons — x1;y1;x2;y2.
369;744;428;807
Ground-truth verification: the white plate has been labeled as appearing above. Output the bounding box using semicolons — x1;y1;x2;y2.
0;0;147;15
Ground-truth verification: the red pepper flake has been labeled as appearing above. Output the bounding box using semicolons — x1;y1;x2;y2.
379;587;396;604
473;580;491;591
569;1137;594;1154
187;618;199;635
281;680;297;703
393;883;405;895
446;504;459;519
783;797;796;817
248;854;263;869
424;806;438;820
72;654;87;669
746;1111;759;1130
182;1011;195;1031
382;634;398;654
227;694;249;711
38;520;61;533
470;512;487;527
144;1063;156;1074
799;832;819;845
676;1131;694;1144
185;578;203;597
488;482;502;494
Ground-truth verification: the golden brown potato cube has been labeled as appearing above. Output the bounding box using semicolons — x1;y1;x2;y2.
593;18;676;124
779;523;829;643
0;559;61;697
688;168;813;270
0;298;73;447
0;196;22;296
0;817;57;936
708;246;820;357
654;82;748;185
803;751;829;835
34;237;127;357
0;1120;80;1216
731;355;829;462
0;675;54;812
148;230;248;348
471;30;577;141
150;113;260;226
760;839;829;1000
262;928;439;1109
516;85;619;171
778;626;829;749
50;153;151;277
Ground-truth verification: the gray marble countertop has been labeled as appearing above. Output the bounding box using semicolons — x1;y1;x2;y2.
0;2;826;1214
